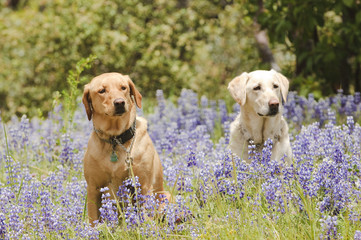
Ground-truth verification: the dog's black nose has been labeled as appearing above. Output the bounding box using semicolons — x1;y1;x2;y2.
269;99;279;108
113;98;125;106
114;98;126;115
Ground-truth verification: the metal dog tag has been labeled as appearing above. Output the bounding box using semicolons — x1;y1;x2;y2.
110;151;118;162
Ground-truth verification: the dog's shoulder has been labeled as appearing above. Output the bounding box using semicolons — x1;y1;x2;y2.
230;114;251;140
136;116;147;126
278;116;289;136
230;114;241;133
135;116;149;135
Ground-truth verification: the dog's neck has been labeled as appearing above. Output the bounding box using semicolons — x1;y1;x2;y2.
94;119;136;146
239;108;282;145
92;108;137;137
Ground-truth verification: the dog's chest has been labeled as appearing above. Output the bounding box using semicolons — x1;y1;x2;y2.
89;144;129;179
103;151;129;175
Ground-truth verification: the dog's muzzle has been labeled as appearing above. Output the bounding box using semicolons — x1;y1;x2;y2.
258;99;279;117
268;99;279;116
113;98;126;115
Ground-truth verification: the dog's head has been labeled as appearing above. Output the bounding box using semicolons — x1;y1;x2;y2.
228;69;289;117
82;73;142;121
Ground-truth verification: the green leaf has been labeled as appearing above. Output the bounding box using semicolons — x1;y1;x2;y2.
343;0;354;7
356;11;361;24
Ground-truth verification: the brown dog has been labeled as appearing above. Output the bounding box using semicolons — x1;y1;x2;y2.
82;72;169;226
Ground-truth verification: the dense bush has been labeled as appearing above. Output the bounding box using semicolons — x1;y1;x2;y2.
0;0;261;120
254;0;361;94
0;89;361;239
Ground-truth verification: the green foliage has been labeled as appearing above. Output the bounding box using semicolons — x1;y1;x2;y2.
254;0;361;94
0;0;260;121
291;75;328;99
1;0;360;121
61;55;97;131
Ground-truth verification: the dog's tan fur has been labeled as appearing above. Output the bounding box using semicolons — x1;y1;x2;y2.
228;69;292;164
82;72;169;226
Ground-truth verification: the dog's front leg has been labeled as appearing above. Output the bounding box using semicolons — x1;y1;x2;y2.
87;185;101;227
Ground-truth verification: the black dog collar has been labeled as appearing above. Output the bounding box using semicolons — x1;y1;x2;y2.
94;120;136;146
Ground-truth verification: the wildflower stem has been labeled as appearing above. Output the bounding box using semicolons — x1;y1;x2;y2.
83;192;88;222
295;182;316;240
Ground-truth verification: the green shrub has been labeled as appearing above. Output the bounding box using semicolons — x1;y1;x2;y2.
0;0;260;120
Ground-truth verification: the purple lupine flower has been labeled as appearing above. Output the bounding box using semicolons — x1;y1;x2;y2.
202;108;216;133
19;115;30;148
0;88;361;238
176;174;193;193
260;138;273;165
187;150;197;167
163;195;192;231
346;116;354;134
327;109;337;125
39;189;60;232
320;215;338;240
177;89;201;130
262;177;285;212
354;92;360;105
199;97;218;134
4;155;21;188
59;134;74;165
7;203;24;238
98;187;118;228
200;95;208;109
116;177;149;229
218;100;228;124
142;193;160;219
61;178;87;225
124;205;139;229
354;230;361;240
156;89;166;119
75;222;100;239
0;212;5;239
347;95;357;116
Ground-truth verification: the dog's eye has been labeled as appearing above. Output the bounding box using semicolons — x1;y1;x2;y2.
273;84;279;89
121;86;126;91
253;86;261;91
98;88;106;94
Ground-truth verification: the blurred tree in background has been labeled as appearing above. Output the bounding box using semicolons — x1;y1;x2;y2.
0;0;260;120
0;0;360;120
252;0;361;95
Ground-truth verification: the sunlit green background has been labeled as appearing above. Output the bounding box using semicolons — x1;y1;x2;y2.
1;0;360;121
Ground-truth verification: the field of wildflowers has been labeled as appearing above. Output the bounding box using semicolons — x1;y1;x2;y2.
1;89;361;239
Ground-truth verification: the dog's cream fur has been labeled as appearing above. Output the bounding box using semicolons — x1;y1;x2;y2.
82;72;170;226
228;69;292;163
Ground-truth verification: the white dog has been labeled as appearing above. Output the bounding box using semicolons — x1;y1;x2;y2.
228;69;292;164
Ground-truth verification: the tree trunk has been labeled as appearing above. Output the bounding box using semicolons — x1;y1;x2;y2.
339;57;351;94
254;29;280;71
6;0;20;9
340;6;358;94
253;0;280;71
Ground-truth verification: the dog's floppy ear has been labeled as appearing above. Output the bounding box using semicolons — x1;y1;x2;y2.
271;69;289;102
82;84;92;121
228;72;249;106
126;75;142;109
